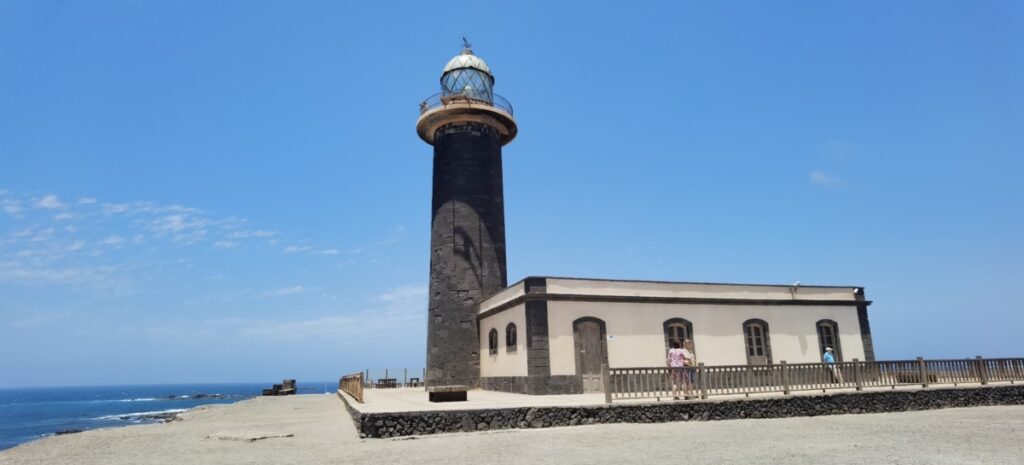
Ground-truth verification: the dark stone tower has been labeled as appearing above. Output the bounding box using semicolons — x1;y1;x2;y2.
416;41;517;402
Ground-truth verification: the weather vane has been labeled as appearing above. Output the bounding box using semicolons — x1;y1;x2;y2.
462;37;473;53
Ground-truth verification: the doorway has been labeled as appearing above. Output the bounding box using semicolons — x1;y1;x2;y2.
573;317;608;393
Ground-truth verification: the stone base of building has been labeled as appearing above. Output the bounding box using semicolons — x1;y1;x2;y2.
340;384;1024;439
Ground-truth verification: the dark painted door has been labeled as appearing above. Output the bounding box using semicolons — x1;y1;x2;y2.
574;320;605;392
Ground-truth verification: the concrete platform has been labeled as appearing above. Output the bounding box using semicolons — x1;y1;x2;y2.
347;388;607;413
339;383;1024;438
342;381;986;414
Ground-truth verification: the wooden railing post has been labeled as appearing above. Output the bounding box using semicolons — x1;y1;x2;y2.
917;357;929;388
853;358;863;391
976;356;988;385
602;364;612;404
781;361;790;395
698;362;708;399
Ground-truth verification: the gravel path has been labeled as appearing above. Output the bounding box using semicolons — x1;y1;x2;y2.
2;394;1021;465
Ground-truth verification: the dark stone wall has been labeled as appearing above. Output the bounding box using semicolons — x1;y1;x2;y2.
426;121;508;389
525;299;551;394
342;384;1024;438
857;304;876;362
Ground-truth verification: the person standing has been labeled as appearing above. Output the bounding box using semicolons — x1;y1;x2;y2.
824;347;844;383
667;341;687;400
682;339;696;399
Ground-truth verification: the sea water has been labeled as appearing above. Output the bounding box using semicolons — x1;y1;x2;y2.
0;382;331;451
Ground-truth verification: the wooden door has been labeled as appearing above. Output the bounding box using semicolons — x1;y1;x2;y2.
574;319;606;393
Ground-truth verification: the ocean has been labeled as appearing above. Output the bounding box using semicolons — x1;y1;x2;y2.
0;382;332;451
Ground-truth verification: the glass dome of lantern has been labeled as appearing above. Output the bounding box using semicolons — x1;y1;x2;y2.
440;39;494;104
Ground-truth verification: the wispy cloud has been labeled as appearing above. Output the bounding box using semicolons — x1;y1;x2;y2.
262;286;306;297
101;235;125;247
378;285;427;302
0;190;380;301
809;170;841;187
821;140;852;160
237;284;426;342
2;198;22;216
35;194;67;210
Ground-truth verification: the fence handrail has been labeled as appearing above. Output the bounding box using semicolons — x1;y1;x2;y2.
339;372;364;403
604;356;1024;404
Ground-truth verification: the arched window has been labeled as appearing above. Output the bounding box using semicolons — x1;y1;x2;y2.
816;319;842;362
505;323;517;352
663;318;694;352
742;319;772;365
488;328;498;355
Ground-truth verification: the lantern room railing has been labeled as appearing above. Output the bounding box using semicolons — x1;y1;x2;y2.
419;92;514;116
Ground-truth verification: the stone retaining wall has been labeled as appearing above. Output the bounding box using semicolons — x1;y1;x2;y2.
339;384;1024;438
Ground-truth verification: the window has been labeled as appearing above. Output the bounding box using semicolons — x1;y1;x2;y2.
816;320;842;362
505;323;517;352
742;319;772;365
488;328;498;355
662;318;694;352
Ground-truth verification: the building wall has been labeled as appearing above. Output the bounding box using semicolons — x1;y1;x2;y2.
546;300;866;376
479;304;528;377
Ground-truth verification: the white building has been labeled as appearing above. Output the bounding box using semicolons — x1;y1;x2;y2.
478;276;874;394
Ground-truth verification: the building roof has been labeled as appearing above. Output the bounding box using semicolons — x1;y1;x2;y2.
479;276;869;317
442;49;492;75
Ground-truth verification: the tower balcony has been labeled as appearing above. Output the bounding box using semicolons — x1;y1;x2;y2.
416;92;517;146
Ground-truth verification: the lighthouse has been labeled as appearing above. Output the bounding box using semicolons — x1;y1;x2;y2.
416;41;517;402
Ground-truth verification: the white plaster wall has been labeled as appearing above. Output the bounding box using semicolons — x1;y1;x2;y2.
479;304;528;377
546;301;865;375
546;278;858;302
479;281;526;314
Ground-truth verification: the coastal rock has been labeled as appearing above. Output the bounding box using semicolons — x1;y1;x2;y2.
54;429;83;435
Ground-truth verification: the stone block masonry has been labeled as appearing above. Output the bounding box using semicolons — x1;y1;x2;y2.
426;121;508;391
340;384;1024;438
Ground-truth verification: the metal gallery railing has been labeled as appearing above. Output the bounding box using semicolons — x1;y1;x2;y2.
603;356;1024;404
418;92;514;116
339;372;364;403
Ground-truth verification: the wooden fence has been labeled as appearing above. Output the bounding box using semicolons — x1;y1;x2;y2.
605;356;1024;404
339;372;364;403
358;368;427;389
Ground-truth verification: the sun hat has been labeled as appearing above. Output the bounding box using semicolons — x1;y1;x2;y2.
825;347;833;351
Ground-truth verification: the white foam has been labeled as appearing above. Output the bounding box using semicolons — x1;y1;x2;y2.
93;409;186;421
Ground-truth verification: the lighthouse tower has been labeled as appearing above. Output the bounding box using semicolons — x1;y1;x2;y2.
416;41;517;402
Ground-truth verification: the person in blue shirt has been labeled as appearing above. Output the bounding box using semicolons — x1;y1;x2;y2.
823;347;844;383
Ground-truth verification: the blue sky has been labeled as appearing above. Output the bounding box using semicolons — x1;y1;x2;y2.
1;1;1021;387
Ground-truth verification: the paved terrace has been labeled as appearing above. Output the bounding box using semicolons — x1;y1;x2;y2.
341;381;1019;414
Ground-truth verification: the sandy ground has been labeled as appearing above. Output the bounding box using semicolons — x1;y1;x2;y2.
2;394;1022;465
